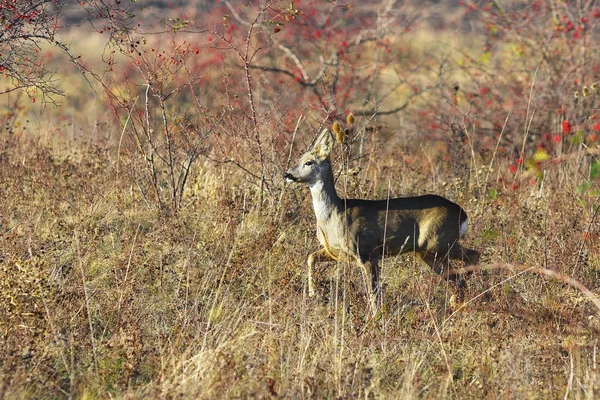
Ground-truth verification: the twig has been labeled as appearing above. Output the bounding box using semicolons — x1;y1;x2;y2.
74;231;98;375
443;262;600;314
117;96;138;177
117;224;141;324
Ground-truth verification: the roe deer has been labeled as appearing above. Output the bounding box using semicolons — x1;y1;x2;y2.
284;129;480;314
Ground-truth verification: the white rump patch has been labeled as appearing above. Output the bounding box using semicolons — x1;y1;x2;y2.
460;218;468;237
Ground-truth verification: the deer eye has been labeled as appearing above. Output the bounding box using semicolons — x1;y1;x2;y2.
304;160;314;166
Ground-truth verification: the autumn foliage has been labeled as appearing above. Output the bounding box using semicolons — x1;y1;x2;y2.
1;1;600;398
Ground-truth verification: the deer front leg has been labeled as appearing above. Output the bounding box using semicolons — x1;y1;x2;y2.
307;248;335;297
357;255;381;316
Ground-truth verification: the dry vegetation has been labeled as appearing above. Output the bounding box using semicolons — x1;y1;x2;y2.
2;0;600;398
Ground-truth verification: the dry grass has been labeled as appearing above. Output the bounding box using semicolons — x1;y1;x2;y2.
2;2;600;397
0;132;599;398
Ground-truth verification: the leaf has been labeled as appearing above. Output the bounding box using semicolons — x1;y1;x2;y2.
569;130;585;145
590;160;600;180
577;182;592;195
478;52;491;64
481;229;499;241
532;148;550;163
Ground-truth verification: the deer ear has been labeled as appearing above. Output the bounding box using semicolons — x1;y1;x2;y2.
314;129;333;158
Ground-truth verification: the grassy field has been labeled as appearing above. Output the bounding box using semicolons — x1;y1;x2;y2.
1;116;599;398
2;1;600;398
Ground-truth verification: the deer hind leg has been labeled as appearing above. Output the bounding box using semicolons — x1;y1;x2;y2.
463;247;481;266
418;251;467;307
307;248;335;297
446;243;480;265
419;250;467;290
419;252;447;276
357;253;381;316
446;244;480;293
445;243;481;287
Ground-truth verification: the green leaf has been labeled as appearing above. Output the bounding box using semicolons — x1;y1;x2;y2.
486;188;498;200
577;182;592;194
481;229;499;241
478;51;491;64
569;130;585;145
590;160;600;180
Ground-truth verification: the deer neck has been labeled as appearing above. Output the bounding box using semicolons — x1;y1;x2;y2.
309;167;343;223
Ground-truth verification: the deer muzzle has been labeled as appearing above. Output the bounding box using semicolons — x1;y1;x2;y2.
284;172;298;183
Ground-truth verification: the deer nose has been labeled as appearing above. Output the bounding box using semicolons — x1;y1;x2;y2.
284;172;297;182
